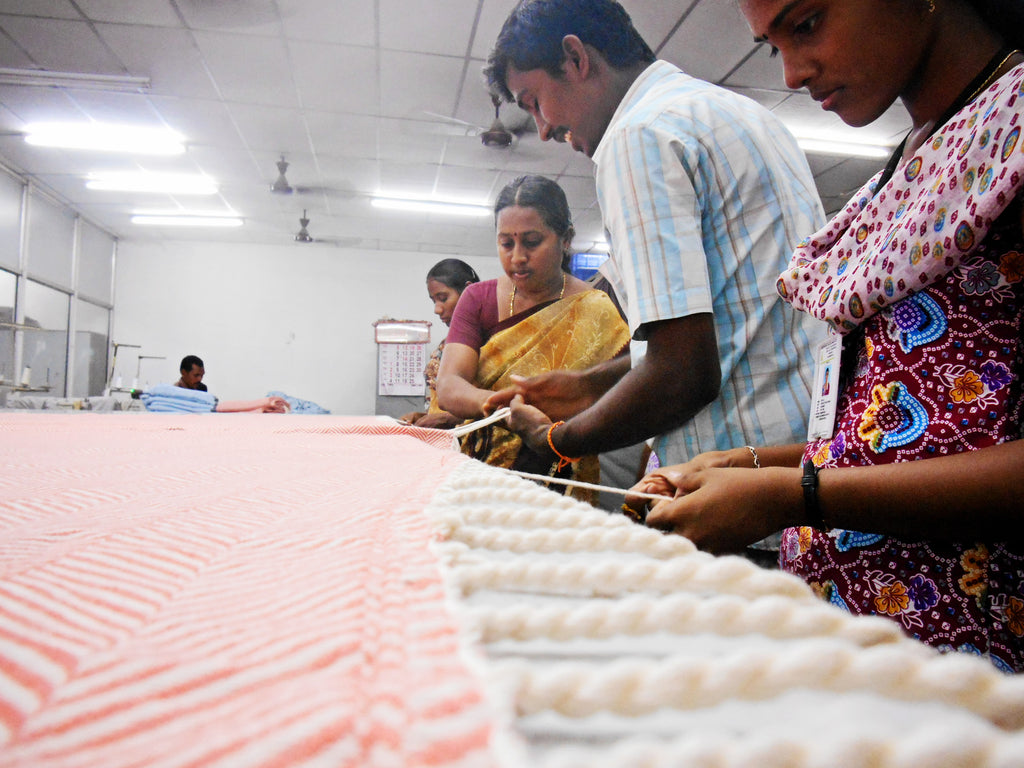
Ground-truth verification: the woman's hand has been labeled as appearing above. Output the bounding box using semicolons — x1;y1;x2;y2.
625;449;801;554
261;396;290;413
413;411;463;429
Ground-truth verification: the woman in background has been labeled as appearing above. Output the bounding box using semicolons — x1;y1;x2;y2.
402;258;480;429
437;174;629;496
629;0;1024;671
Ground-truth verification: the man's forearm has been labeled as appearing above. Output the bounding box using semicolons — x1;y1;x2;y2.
552;314;721;457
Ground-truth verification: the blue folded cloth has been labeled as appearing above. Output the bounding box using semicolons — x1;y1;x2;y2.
266;390;330;414
140;383;218;413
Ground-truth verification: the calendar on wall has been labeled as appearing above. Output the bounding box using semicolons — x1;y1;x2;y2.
373;319;432;398
377;342;428;396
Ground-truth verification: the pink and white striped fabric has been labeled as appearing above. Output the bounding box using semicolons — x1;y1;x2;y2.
0;413;495;768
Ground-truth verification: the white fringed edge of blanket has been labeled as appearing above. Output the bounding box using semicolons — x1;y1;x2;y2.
423;459;1024;768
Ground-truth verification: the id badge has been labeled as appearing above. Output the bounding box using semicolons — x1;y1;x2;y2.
806;334;842;441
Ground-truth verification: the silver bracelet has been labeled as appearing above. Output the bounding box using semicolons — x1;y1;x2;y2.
744;445;760;469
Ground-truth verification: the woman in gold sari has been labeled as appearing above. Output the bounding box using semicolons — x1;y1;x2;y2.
437;175;629;494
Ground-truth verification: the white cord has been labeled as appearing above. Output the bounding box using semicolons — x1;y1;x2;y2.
445;406;670;502
504;468;670;502
448;407;512;438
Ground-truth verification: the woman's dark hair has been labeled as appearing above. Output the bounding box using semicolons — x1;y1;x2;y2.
426;258;480;292
968;0;1024;49
494;175;575;271
484;0;655;103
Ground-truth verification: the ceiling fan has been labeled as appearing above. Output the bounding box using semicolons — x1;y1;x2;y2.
271;156;353;197
421;95;535;148
293;210;359;247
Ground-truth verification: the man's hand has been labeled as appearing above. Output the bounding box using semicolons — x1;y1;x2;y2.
507;369;594;422
506;394;556;455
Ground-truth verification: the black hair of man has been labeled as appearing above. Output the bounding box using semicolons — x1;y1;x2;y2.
483;0;655;103
180;354;204;374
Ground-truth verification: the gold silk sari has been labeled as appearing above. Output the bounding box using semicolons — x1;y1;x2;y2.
459;289;630;500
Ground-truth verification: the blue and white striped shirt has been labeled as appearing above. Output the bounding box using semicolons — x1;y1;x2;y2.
594;61;827;464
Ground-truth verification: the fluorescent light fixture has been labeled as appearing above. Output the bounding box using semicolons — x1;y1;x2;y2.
787;128;894;159
25;122;184;155
372;194;491;217
86;171;218;195
0;67;150;92
131;214;242;227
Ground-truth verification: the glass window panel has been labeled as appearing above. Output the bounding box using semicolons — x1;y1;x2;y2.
78;220;114;304
26;193;75;290
0;268;15;387
72;299;109;397
0;173;22;272
22;279;69;395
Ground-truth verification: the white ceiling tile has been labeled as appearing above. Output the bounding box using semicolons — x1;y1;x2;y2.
278;0;375;47
305;111;379;158
380;50;466;120
380;0;479;56
309;156;379;197
96;24;219;99
0;24;37;68
0;84;86;126
174;0;280;34
470;0;517;61
623;2;692;53
1;16;126;73
725;43;790;91
0;1;80;19
192;29;295;107
146;95;242;152
75;0;180;26
378;160;442;195
51;89;166;127
728;85;791;111
657;1;755;83
291;41;378;113
435;163;500;201
227;101;308;154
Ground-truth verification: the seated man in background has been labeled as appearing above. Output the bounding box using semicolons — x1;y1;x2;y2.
175;355;207;391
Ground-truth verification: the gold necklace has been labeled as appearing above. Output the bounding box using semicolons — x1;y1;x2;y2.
509;272;566;317
964;49;1021;105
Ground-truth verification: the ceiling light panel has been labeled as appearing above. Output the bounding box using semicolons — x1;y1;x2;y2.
25;122;185;154
371;196;491;217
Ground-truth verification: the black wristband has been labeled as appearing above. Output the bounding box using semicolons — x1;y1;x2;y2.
801;460;826;529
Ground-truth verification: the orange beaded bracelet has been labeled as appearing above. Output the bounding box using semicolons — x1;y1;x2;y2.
546;420;582;471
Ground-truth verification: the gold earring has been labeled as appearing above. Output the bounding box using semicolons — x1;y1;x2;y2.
926;0;936;12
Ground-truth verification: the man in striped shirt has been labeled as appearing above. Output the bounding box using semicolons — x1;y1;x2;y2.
485;0;825;512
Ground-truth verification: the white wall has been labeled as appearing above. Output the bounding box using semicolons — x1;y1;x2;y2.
113;239;499;414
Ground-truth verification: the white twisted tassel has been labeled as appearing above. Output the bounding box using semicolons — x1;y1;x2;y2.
470;590;905;647
447;554;815;601
438;521;696;558
431;500;633;531
497;641;1024;728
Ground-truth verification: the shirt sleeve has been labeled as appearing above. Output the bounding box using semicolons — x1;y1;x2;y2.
444;281;496;352
597;120;713;340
